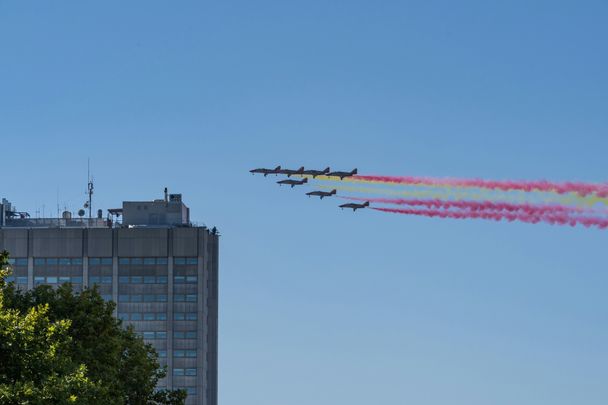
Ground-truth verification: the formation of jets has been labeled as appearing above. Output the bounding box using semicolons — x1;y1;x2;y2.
250;165;369;212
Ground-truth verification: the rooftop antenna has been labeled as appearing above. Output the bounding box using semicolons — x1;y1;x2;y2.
86;159;94;220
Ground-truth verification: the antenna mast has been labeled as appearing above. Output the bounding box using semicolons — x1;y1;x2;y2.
87;159;94;220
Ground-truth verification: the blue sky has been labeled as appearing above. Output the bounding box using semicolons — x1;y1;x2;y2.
1;1;607;404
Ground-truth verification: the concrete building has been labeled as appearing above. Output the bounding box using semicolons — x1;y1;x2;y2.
0;194;218;405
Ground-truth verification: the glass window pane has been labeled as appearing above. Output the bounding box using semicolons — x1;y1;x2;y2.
89;276;101;284
185;368;196;376
174;313;185;320
143;332;155;339
157;276;167;284
59;276;70;283
174;257;186;265
143;276;155;284
174;276;185;284
71;277;82;284
186;276;197;283
130;295;142;302
34;258;46;266
174;350;185;357
89;258;101;266
157;295;167;302
101;258;113;265
131;276;142;284
144;294;155;302
17;277;28;284
47;277;58;283
72;258;83;266
157;258;168;265
173;368;184;376
131;313;142;321
58;258;70;265
118;313;129;320
144;258;156;265
186;295;197;302
186;350;196;358
15;258;28;266
101;276;112;284
158;350;167;358
131;258;143;265
156;332;167;339
174;295;185;302
119;276;129;284
186;258;198;265
157;313;167;320
143;313;155;321
118;295;129;302
47;258;58;265
119;258;130;265
186;313;197;321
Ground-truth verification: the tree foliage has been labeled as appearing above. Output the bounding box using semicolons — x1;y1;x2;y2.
0;250;187;404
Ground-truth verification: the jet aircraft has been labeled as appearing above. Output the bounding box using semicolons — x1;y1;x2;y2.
279;166;305;177
249;165;281;176
339;201;369;211
306;189;337;199
301;167;330;178
277;178;308;188
327;168;358;180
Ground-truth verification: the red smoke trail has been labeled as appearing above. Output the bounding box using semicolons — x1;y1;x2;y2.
372;207;608;229
353;175;608;197
341;196;603;216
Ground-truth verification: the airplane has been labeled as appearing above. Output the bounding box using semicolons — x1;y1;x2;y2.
277;178;308;188
306;189;337;199
249;165;282;176
301;167;330;178
326;168;357;180
279;166;305;177
339;201;369;211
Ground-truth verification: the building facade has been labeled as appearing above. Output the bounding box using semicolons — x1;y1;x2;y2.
0;195;218;405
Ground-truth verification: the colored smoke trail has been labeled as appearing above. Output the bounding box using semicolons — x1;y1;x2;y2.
341;196;607;216
350;175;608;197
372;207;608;229
315;184;603;207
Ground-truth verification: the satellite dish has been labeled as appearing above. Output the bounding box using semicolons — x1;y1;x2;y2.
78;209;85;217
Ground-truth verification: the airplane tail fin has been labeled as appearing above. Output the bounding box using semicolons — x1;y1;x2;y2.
331;189;337;195
324;167;330;173
275;165;281;170
303;178;308;183
352;168;358;175
298;166;305;172
363;201;370;207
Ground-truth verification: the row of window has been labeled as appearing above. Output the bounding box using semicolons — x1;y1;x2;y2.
119;276;168;284
174;276;198;284
173;368;197;376
173;350;197;358
173;331;197;339
138;331;168;340
34;276;82;284
34;258;83;266
4;276;27;284
7;258;27;266
9;257;199;266
89;257;114;266
89;276;112;284
119;294;168;303
118;312;168;321
174;312;198;321
174;294;197;302
119;257;198;266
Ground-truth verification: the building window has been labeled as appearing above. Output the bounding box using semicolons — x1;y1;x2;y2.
144;276;155;284
174;295;185;302
174;350;185;358
157;258;168;265
118;295;129;302
143;258;156;265
131;276;143;284
158;350;167;358
174;257;186;265
58;258;70;266
157;276;168;284
173;369;185;376
131;313;142;321
186;258;198;265
186;295;197;302
119;258;130;265
16;276;27;284
47;258;58;265
118;313;129;321
14;258;28;266
90;276;101;284
175;275;198;284
101;294;112;301
144;313;155;321
89;258;100;266
185;368;196;376
101;258;113;265
34;258;45;266
131;258;143;265
157;313;167;320
101;276;112;284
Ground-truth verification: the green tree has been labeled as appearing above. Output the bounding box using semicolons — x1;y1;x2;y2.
0;251;187;404
0;250;102;404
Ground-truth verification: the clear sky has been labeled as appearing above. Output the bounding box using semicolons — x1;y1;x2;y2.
1;1;607;404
